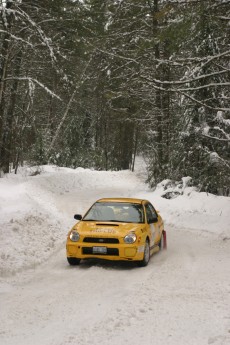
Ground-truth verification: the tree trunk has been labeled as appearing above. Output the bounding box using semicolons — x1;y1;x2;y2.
0;1;15;173
2;50;23;173
153;0;163;172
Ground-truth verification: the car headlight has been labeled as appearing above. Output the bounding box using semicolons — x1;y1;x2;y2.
70;231;80;242
124;233;137;244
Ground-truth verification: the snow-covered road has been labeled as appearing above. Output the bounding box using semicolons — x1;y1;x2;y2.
1;228;229;345
0;165;230;345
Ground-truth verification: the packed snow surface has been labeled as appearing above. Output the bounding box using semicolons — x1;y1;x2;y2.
0;161;230;345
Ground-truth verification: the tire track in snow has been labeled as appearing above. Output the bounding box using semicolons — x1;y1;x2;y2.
1;228;229;345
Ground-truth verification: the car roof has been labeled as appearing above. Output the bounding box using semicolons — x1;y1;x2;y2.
96;198;147;204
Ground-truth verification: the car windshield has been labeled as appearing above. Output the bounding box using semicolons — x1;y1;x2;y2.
83;202;144;223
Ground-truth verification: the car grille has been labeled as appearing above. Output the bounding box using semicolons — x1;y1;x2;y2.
82;247;119;256
83;237;119;244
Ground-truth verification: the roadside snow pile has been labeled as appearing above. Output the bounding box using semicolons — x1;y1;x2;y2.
0;176;66;276
29;166;147;198
159;177;193;199
135;179;230;239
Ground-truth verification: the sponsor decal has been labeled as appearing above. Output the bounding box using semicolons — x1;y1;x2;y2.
91;228;117;234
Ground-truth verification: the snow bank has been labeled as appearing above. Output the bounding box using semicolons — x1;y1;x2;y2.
0;164;229;276
136;184;230;239
0;174;66;276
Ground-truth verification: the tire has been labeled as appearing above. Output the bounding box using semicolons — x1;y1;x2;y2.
67;257;81;266
137;240;150;267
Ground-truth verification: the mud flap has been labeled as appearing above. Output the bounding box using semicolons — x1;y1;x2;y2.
163;230;167;249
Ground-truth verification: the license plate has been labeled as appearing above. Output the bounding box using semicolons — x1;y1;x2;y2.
92;246;107;254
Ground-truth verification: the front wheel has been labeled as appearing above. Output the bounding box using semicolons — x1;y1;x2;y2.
67;257;81;266
137;240;150;267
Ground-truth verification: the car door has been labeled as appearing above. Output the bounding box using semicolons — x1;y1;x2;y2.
145;203;161;247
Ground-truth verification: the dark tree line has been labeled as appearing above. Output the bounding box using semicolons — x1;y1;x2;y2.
0;0;229;195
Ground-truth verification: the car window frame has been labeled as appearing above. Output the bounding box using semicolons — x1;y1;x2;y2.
144;202;158;224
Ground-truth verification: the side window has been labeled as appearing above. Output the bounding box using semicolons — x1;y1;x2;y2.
145;203;158;224
148;203;158;218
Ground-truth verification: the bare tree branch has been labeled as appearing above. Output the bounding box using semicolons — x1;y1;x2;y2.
3;77;62;100
179;91;230;112
46;55;95;157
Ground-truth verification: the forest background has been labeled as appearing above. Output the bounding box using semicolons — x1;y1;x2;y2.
0;0;229;195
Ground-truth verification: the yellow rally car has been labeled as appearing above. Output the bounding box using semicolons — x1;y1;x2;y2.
66;198;166;267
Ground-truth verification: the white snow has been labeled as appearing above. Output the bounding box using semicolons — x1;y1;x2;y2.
0;159;230;345
216;111;230;126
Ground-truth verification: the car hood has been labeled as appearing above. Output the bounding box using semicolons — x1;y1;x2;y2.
73;221;144;237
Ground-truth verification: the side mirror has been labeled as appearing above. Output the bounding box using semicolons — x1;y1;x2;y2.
74;214;82;220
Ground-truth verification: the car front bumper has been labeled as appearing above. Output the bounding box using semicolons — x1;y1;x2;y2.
66;241;146;261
